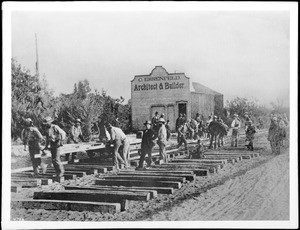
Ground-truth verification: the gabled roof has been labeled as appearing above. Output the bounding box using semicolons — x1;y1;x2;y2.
191;82;222;96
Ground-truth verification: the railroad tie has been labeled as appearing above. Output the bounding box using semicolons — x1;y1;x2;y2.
33;190;151;211
117;171;195;181
103;175;186;183
11;199;121;214
64;185;158;198
95;179;182;189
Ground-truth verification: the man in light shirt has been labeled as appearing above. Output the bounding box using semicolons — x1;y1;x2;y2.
157;118;168;163
105;122;130;170
42;116;66;178
231;114;241;147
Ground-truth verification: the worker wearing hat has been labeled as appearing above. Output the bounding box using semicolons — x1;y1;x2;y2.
21;118;46;176
231;114;241;147
42;116;66;178
136;120;157;170
66;118;85;162
157;118;168;163
105;122;130;170
245;120;256;151
177;119;188;152
69;119;84;143
268;115;281;155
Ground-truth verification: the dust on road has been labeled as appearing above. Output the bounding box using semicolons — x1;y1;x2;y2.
146;151;289;221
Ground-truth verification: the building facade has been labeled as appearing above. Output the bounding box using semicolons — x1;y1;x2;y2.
131;66;223;131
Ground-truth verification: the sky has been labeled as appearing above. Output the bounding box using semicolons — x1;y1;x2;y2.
11;8;290;107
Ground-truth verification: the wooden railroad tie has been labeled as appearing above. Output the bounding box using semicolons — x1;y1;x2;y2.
170;159;227;164
117;172;195;182
64;185;158;198
11;199;121;214
11;179;42;187
95;179;182;189
163;162;224;170
103;175;186;183
33;190;137;211
63;164;107;173
152;164;213;175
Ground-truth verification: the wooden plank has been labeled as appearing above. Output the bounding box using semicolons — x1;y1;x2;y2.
63;165;107;173
46;167;98;175
11;174;53;185
152;165;213;174
33;190;134;211
64;185;158;199
117;172;195;181
12;173;74;181
204;154;243;160
39;169;87;177
11;179;42;187
95;179;181;189
11;199;120;214
34;189;150;202
161;162;223;170
103;175;186;183
131;169;194;175
11;185;22;193
85;185;174;194
170;159;227;164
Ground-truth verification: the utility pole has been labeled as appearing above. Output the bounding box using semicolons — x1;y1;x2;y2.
35;33;39;77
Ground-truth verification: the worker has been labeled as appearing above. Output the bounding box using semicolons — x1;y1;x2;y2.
268;116;281;155
21;118;47;176
42;116;66;178
66;118;85;162
136;120;157;170
165;120;171;141
177;120;189;154
105;122;130;170
245;121;256;151
151;111;160;134
157;118;168;163
231;114;241;147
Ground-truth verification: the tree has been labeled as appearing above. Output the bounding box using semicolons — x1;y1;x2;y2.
270;98;289;116
11;59;133;142
224;97;271;126
11;58;54;140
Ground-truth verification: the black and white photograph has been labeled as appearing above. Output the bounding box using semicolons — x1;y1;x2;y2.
2;2;298;229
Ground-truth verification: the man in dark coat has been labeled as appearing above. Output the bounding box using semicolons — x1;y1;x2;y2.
137;120;157;169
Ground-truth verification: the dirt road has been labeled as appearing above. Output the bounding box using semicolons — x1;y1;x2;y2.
146;151;289;221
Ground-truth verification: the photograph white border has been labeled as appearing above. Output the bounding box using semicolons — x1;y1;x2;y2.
2;1;298;229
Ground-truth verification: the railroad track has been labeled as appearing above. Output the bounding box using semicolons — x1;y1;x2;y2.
11;130;266;214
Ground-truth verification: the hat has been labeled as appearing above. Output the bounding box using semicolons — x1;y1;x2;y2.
158;118;165;123
233;114;238;118
144;120;152;125
213;115;218;119
76;118;81;123
43;116;53;124
272;116;278;121
25;118;33;123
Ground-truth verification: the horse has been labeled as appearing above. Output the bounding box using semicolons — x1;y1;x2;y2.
218;123;229;146
207;121;228;149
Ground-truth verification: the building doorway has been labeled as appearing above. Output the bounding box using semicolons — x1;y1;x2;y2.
178;103;187;117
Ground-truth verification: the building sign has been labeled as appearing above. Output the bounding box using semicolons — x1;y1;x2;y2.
133;75;185;91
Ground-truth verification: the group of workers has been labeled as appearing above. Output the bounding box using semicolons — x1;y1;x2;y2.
21;116;67;177
267;113;289;155
20;110;289;176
